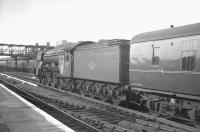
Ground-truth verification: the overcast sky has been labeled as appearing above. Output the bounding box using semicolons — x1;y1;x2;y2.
0;0;200;46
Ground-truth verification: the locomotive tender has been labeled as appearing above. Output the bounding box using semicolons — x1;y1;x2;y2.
38;22;200;122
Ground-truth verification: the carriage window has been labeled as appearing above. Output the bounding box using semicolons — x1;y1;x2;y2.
152;47;160;65
182;51;196;71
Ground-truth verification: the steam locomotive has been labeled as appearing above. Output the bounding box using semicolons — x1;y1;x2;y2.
37;23;200;122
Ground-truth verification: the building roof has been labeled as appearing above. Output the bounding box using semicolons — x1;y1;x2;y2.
131;22;200;43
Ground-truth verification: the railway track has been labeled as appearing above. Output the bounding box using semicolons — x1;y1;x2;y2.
0;72;199;132
0;76;101;132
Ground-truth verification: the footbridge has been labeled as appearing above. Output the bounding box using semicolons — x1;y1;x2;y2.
0;43;54;57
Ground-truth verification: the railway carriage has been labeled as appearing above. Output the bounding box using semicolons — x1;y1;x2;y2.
7;57;15;70
128;22;200;121
0;59;9;71
1;57;36;73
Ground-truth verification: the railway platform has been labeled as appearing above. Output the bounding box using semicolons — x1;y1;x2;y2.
0;83;75;132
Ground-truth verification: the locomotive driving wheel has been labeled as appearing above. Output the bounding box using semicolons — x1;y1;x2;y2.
44;76;49;85
58;78;65;89
41;76;46;85
47;76;51;86
39;76;43;83
51;77;58;88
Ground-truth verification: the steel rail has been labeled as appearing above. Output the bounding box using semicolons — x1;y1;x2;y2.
0;78;102;132
1;72;199;132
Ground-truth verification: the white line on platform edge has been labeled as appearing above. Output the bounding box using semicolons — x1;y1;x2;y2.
0;73;38;87
0;83;75;132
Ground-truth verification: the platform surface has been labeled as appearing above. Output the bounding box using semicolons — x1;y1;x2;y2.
0;83;75;132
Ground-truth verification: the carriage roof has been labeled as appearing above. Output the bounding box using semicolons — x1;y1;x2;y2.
131;22;200;43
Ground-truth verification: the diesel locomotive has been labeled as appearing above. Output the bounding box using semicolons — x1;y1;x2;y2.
36;22;200;122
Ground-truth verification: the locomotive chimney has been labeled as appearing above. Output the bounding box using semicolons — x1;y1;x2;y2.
170;25;174;28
